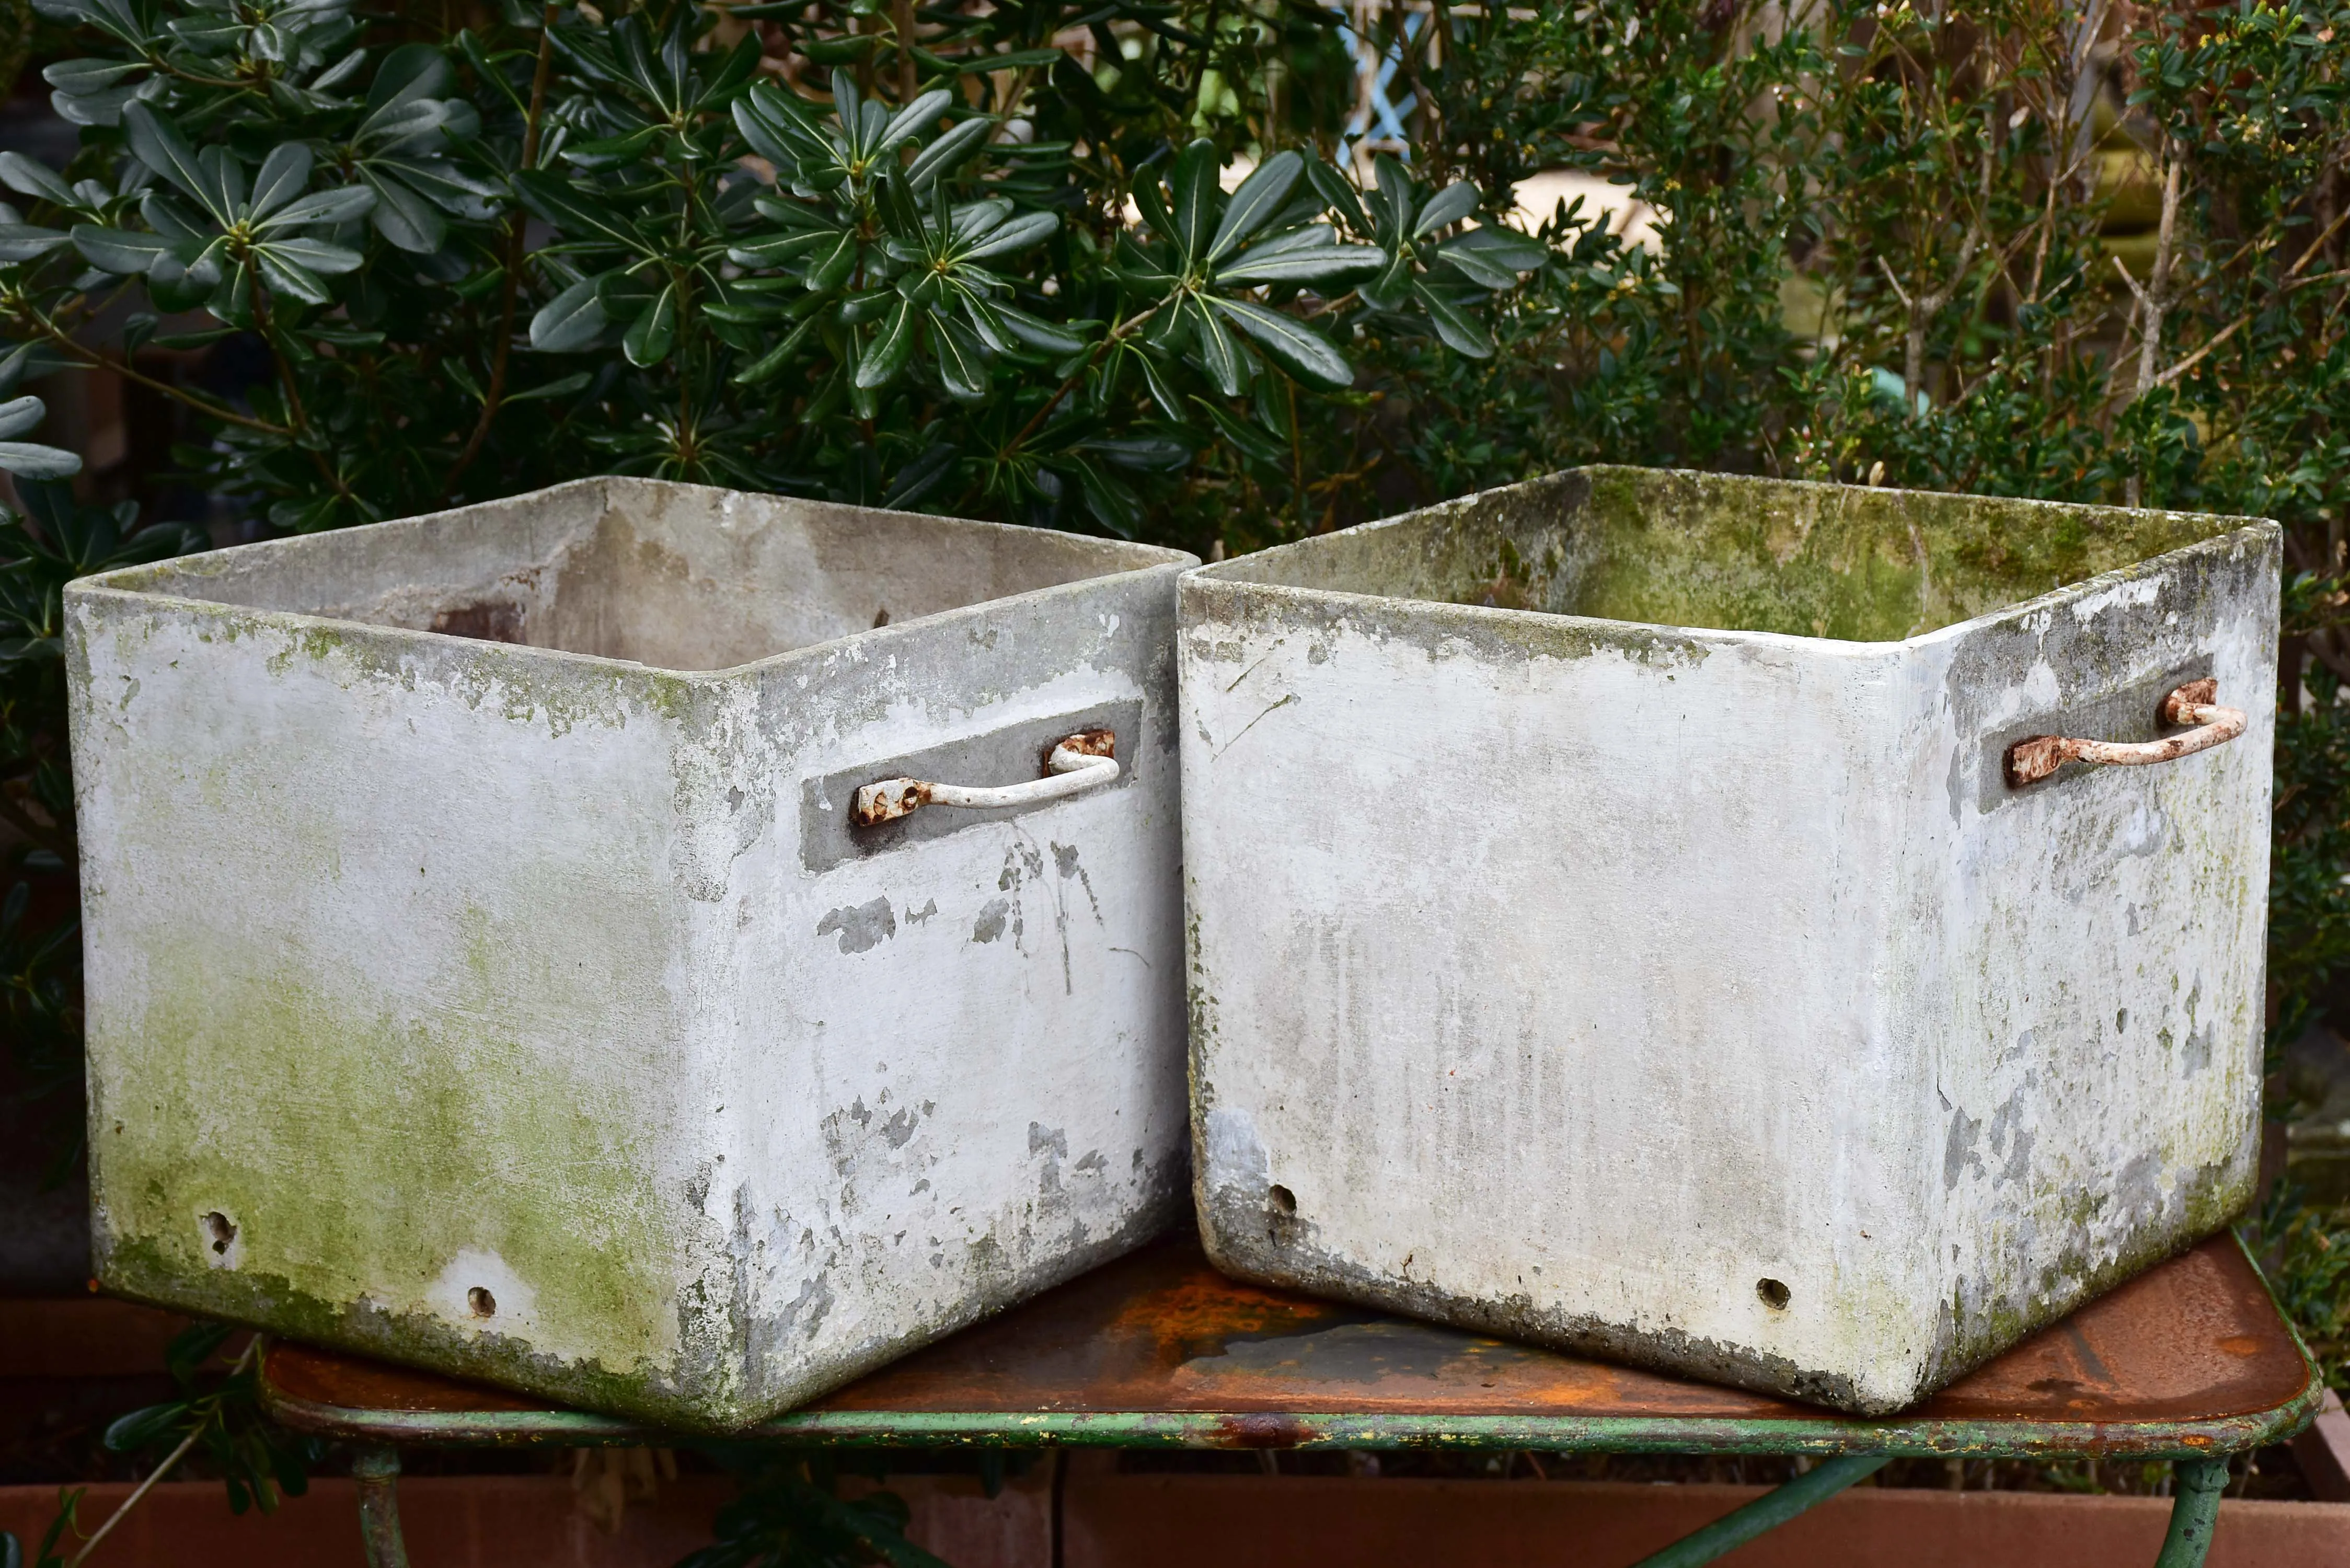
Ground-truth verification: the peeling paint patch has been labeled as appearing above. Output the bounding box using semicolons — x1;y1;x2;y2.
816;897;896;954
972;897;1010;943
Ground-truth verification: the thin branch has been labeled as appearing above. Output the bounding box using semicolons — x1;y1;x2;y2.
439;2;562;507
892;0;916;101
65;1338;259;1568
2132;147;2183;399
1001;299;1165;456
23;317;289;435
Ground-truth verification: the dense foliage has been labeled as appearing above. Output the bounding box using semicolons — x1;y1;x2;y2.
0;0;1536;533
1;4;2348;1550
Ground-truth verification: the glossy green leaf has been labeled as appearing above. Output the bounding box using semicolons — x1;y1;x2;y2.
1436;242;1519;291
121;101;216;218
1082;435;1190;472
1358;248;1414;312
1214;241;1385;287
1193;395;1287;467
959;210;1056;262
1303;156;1372;237
1131;347;1185;421
993;301;1086;356
0;224;66;262
877;89;954;152
1168;138;1219;262
1205;296;1353;389
1070;458;1142;536
880;441;958;506
904;114;993;189
802;229;857;293
260;237;363;274
0;395;43;440
248;143;312;220
1411;279;1493;359
1411;180;1479;239
254;248;332;305
1206;150;1301;262
360;169;444;253
620;280;676;365
529;276;608;351
0;152;76;207
42;56;138;94
730;313;821;385
70;225;167;272
101;1401;188;1455
930;311;989;400
503;370;593;403
513;169;651;255
1372;154;1413;244
727;230;833;270
1191;298;1246;397
256;185;375;232
854;296;918;389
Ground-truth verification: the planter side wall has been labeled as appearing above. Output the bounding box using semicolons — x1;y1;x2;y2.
1179;576;1938;1412
1909;524;2280;1386
65;590;722;1420
707;567;1194;1417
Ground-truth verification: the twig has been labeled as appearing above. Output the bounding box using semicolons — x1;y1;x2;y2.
1001;301;1164;456
440;2;563;506
65;1338;259;1568
24;318;288;436
244;285;342;495
1285;375;1304;532
1877;96;1994;413
2123;146;2183;399
892;0;916;100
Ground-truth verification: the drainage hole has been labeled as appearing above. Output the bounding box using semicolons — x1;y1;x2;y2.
1267;1184;1296;1215
202;1212;236;1255
468;1287;497;1318
1756;1277;1791;1311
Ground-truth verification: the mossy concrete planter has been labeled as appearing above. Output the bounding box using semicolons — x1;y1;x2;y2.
1179;467;2278;1415
65;478;1194;1431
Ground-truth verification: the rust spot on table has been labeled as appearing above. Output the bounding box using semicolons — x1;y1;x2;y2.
258;1231;2319;1452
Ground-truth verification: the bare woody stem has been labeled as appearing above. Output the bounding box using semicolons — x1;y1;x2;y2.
1001;300;1164;456
440;3;562;507
245;282;343;495
25;315;289;436
2112;143;2183;506
1876;117;1992;414
2115;146;2183;399
63;1339;260;1568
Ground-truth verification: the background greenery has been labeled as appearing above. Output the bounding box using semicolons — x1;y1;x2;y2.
1;0;2347;1551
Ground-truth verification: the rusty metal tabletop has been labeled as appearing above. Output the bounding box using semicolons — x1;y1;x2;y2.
258;1230;2321;1458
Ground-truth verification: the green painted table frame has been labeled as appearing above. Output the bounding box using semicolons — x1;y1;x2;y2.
258;1231;2325;1568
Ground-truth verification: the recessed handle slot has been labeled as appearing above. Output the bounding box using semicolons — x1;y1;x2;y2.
2003;679;2246;788
852;730;1118;826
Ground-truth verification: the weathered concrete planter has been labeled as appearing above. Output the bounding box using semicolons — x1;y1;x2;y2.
66;478;1194;1431
1180;466;2277;1415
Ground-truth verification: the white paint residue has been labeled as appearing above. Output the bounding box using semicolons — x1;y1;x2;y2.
429;1249;541;1336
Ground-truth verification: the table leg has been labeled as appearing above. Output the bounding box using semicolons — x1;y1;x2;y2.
351;1443;411;1568
2152;1457;2231;1568
1627;1454;1890;1568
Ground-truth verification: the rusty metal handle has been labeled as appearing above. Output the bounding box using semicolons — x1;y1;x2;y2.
2003;679;2246;789
852;730;1118;827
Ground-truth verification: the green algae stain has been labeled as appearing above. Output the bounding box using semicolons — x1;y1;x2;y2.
91;928;689;1406
1215;466;2261;644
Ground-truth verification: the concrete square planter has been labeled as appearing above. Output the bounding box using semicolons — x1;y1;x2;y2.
1179;466;2278;1414
66;477;1193;1430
